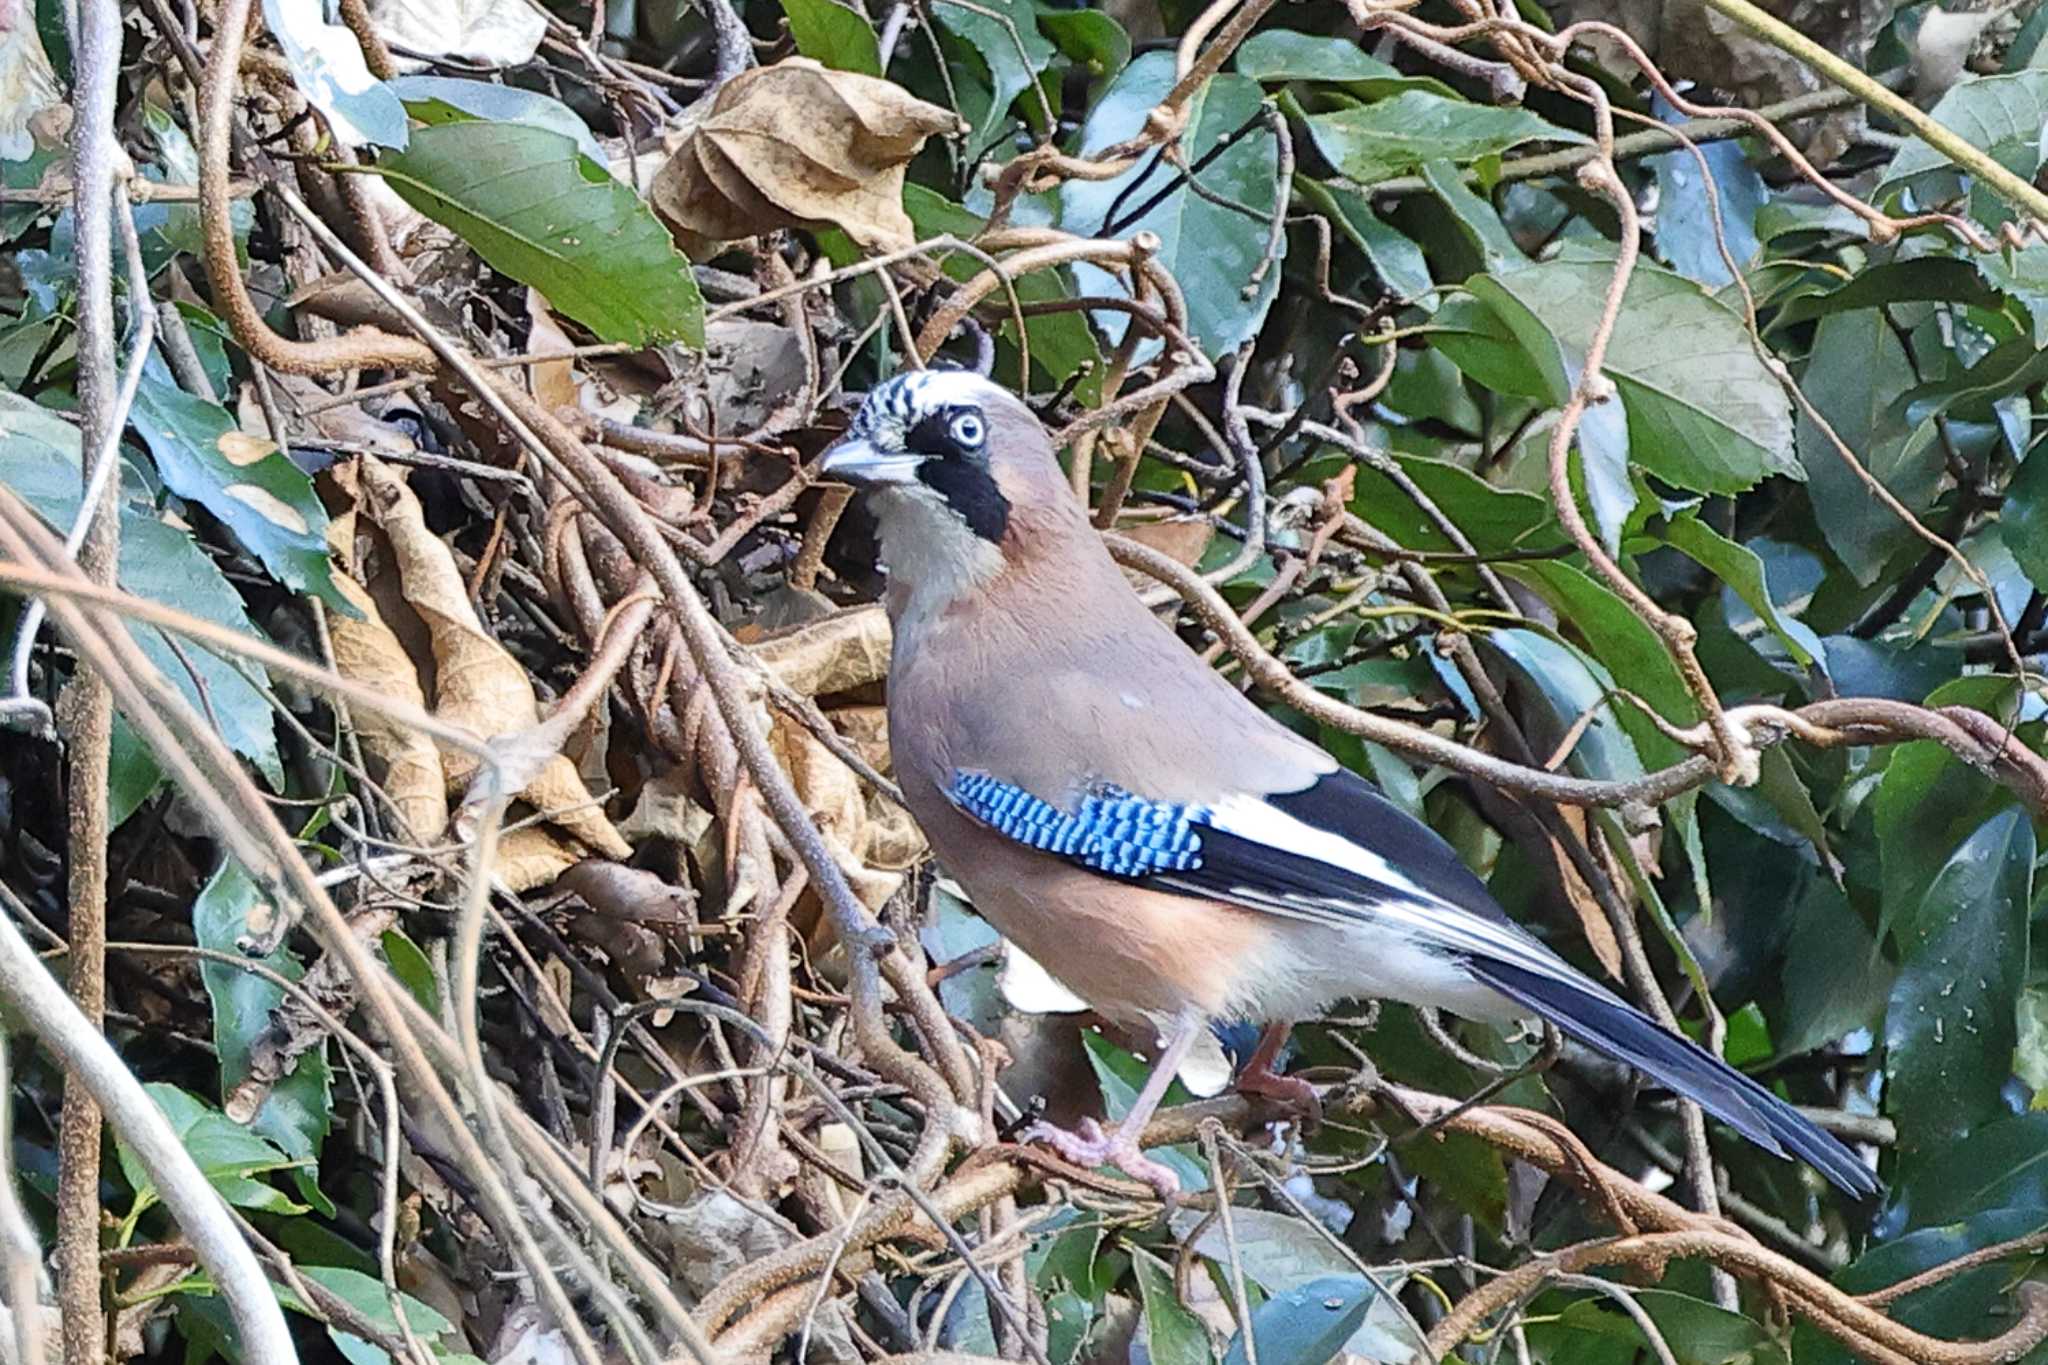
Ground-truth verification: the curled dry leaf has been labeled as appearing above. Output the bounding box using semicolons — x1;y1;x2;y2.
345;456;632;862
323;511;450;844
649;58;961;257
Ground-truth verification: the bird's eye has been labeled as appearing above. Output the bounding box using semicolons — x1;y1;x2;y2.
948;411;986;449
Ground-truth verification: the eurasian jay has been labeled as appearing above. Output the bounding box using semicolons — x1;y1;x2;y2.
820;370;1875;1199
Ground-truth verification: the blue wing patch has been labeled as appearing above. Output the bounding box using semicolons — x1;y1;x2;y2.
947;773;1205;878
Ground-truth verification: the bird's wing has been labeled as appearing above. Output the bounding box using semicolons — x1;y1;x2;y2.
945;762;1554;975
943;762;1879;1196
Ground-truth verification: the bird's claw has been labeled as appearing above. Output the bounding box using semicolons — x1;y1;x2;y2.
1236;1067;1324;1135
1022;1117;1181;1202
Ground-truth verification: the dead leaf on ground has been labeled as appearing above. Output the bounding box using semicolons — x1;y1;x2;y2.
649;58;961;257
751;605;890;697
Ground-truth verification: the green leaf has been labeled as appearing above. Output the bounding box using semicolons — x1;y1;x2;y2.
377;121;704;348
117;1084;303;1213
1481;628;1643;781
192;859;331;1210
1037;7;1128;79
934;0;1056;151
1884;808;2031;1152
1223;1275;1375;1365
903;185;1100;396
1305;91;1582;185
2002;445;2048;592
1348;452;1563;556
385;75;608;165
1793;309;1939;584
1235;30;1401;84
1794;1208;2048;1365
1080;1032;1205;1190
380;929;441;1013
1775;875;1891;1057
1295;178;1433;304
0;393;283;785
1649;125;1764;289
1872;676;2019;950
1456;254;1798;494
1660;514;1824;666
1419;158;1523;269
1498;560;1693;766
130;373;349;610
1880;71;2048;215
1131;1247;1214;1365
1556;1288;1777;1365
1062;55;1283;360
778;0;882;75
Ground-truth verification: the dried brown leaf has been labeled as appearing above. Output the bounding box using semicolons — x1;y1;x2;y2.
751;605;891;697
323;510;451;844
649;58;961;255
354;456;631;860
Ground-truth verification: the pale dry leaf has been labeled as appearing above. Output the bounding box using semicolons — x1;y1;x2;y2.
369;0;546;69
1119;513;1215;568
524;287;580;416
0;0;62;162
649;58;961;256
495;825;587;893
323;511;451;844
355;456;631;859
751;604;891;696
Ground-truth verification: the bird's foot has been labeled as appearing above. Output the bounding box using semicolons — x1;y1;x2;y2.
1022;1116;1181;1201
1236;1065;1323;1135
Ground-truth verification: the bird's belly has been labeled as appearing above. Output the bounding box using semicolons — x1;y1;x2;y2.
1233;914;1522;1025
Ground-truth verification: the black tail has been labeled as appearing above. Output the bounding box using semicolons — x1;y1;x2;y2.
1468;957;1878;1196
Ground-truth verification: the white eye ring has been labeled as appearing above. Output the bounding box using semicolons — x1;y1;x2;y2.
948;411;986;448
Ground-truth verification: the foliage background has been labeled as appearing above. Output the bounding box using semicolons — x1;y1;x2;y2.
3;0;2048;1360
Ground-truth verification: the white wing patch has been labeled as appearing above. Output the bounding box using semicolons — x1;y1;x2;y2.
1201;792;1577;985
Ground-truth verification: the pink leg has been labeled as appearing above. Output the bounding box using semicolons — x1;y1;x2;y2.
1024;1014;1204;1200
1235;1022;1322;1131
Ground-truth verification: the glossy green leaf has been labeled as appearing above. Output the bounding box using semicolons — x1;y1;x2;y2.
1420;158;1523;269
1661;514;1824;666
0;392;283;785
778;0;882;75
1038;8;1129;78
1063;54;1282;359
1235;30;1401;84
1880;71;2048;211
116;1084;304;1215
1794;308;1939;584
130;372;349;610
935;0;1056;150
378;121;704;347
1872;677;2019;950
386;74;608;164
1131;1248;1214;1365
1884;807;2031;1151
192;859;332;1210
2004;446;2048;598
1306;91;1581;185
1456;254;1798;494
1222;1275;1375;1365
1295;178;1434;304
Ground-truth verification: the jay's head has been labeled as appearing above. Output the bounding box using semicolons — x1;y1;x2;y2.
822;372;1075;568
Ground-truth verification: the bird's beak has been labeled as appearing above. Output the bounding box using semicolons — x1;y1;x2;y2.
820;438;923;486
